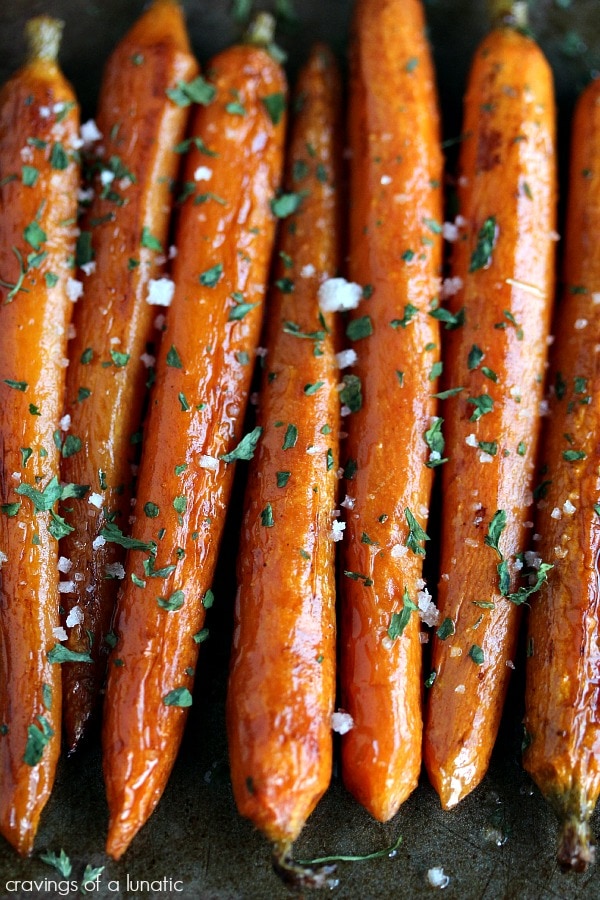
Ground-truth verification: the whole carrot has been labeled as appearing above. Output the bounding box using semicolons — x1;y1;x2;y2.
523;75;600;873
226;43;341;882
102;16;287;860
423;3;557;809
0;17;80;855
340;0;443;822
58;0;198;754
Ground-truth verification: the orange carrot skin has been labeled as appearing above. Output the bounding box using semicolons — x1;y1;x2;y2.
0;19;80;855
340;0;443;822
102;42;287;861
227;44;341;848
424;25;556;810
59;0;198;753
524;77;600;872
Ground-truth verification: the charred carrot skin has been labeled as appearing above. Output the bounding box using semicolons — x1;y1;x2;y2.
0;18;80;855
227;44;341;851
102;39;287;861
340;0;443;822
58;0;198;754
423;23;556;810
523;76;600;873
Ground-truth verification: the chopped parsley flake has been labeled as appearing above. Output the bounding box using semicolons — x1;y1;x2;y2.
49;142;69;170
47;645;93;664
260;503;274;527
158;590;185;611
467;393;494;421
167;76;216;107
271;192;304;218
340;374;362;412
166;345;183;368
391;304;418;328
163;687;193;707
404;507;430;556
220;426;262;462
388;588;418;639
346;315;373;341
199;263;223;287
261;92;286;124
140;227;163;252
283;424;298;450
436;617;455;640
468;644;484;665
429;306;465;329
469;216;497;272
424;417;447;467
23;715;54;766
304;381;324;395
485;509;506;557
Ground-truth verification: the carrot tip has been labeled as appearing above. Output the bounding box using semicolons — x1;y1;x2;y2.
245;12;276;48
272;844;339;891
557;815;596;873
25;16;64;64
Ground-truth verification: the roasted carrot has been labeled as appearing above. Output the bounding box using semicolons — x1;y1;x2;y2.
226;43;341;877
340;0;443;822
523;75;600;873
58;0;198;754
0;17;80;855
423;4;557;809
102;16;287;860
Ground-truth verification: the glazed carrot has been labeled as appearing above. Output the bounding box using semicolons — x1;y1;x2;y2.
340;0;443;822
0;18;80;854
102;17;287;860
226;43;341;872
423;4;557;810
58;0;198;754
523;76;600;873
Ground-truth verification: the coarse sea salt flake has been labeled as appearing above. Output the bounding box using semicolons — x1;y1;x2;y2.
575;318;588;330
550;507;561;520
301;263;316;278
59;414;71;431
318;277;362;312
105;562;125;579
88;492;104;509
53;626;68;641
58;581;75;594
199;455;219;472
563;499;576;515
80;119;102;143
331;711;354;734
417;588;439;626
442;222;459;242
329;520;346;542
92;535;106;550
57;556;72;574
141;353;156;370
66;606;84;627
194;165;212;181
427;865;450;887
336;349;357;369
66;278;84;302
147;277;175;307
391;543;408;559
